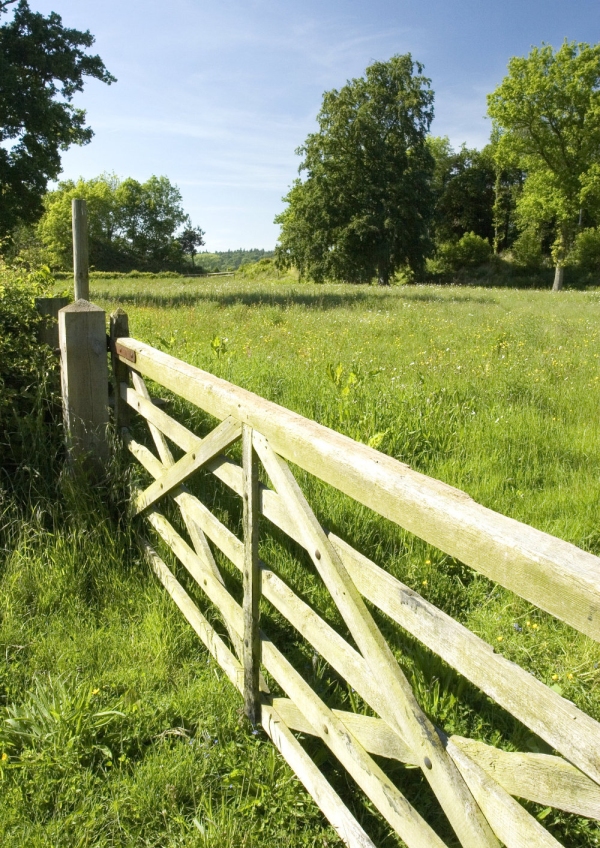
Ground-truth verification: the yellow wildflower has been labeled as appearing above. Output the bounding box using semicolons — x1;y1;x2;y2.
497;635;503;642
532;623;539;630
1;752;7;762
552;674;558;681
422;580;428;587
567;673;573;680
92;688;100;696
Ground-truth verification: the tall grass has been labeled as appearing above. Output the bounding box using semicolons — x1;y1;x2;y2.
3;273;600;845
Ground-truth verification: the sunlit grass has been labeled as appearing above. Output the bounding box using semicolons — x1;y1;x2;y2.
2;274;600;845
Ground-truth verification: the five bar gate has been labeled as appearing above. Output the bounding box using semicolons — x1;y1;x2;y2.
103;309;600;848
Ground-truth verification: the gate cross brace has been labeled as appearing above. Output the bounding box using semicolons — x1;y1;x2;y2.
252;431;499;848
133;415;242;515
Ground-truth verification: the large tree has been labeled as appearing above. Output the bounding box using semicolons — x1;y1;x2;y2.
275;55;435;285
488;41;600;290
39;174;192;270
427;137;496;244
0;0;115;237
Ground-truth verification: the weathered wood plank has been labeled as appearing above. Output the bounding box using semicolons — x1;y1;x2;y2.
194;451;600;793
253;432;499;848
261;705;376;848
130;372;175;467
141;534;377;848
140;538;243;692
141;493;600;826
275;698;600;820
122;384;202;454
115;337;600;643
451;737;600;821
109;309;131;430
146;509;449;848
134;416;242;514
273;698;414;763
448;739;564;848
242;425;261;724
127;433;600;802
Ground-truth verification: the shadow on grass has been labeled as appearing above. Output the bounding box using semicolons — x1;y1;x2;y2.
92;287;499;311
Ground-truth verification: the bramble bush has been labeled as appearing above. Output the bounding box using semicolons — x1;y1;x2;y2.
0;258;58;472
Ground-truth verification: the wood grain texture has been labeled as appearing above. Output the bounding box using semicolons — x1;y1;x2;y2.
253;432;499;848
448;740;564;848
142;536;377;848
72;199;89;300
127;433;600;813
109;310;131;430
59;300;109;470
145;508;448;848
451;737;600;821
184;449;600;793
116;338;600;643
242;425;261;724
261;704;376;848
134;416;241;514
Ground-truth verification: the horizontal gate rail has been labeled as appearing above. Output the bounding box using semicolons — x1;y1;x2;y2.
109;316;600;848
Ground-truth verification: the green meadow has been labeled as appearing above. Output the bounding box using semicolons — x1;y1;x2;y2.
2;272;600;847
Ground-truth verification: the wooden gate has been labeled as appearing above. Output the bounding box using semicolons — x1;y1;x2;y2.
109;309;600;848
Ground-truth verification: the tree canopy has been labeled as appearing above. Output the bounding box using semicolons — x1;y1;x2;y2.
275;54;435;285
39;174;193;270
488;41;600;289
427;137;496;244
0;0;115;237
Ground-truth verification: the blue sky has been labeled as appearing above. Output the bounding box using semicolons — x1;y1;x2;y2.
29;0;600;250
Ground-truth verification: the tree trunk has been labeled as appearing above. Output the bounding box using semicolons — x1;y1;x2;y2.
552;264;564;291
377;275;390;286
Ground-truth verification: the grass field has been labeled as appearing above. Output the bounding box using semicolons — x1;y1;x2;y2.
2;273;600;846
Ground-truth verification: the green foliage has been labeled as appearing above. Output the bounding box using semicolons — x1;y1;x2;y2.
198;249;274;272
570;227;600;271
427;138;496;244
511;228;546;269
435;232;493;271
39;174;190;271
275;54;435;285
488;41;600;273
178;225;205;265
0;1;115;237
0;675;124;770
0;258;55;450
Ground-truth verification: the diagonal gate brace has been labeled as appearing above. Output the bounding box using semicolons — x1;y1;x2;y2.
252;431;499;848
134;415;242;515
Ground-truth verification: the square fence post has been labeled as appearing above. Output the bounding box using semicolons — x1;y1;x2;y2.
59;299;109;473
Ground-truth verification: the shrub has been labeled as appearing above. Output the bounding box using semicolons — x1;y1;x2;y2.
0;259;57;471
511;229;545;268
436;232;492;271
570;227;600;271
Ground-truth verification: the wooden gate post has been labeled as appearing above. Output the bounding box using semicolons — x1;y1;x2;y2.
109;308;131;431
59;300;109;472
242;425;261;724
72;198;89;300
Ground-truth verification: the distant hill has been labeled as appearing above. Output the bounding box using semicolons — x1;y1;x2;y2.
196;248;275;272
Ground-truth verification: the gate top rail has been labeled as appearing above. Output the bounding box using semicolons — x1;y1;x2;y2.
116;336;600;644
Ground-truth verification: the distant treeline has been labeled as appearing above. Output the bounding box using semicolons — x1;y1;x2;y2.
197;249;275;272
